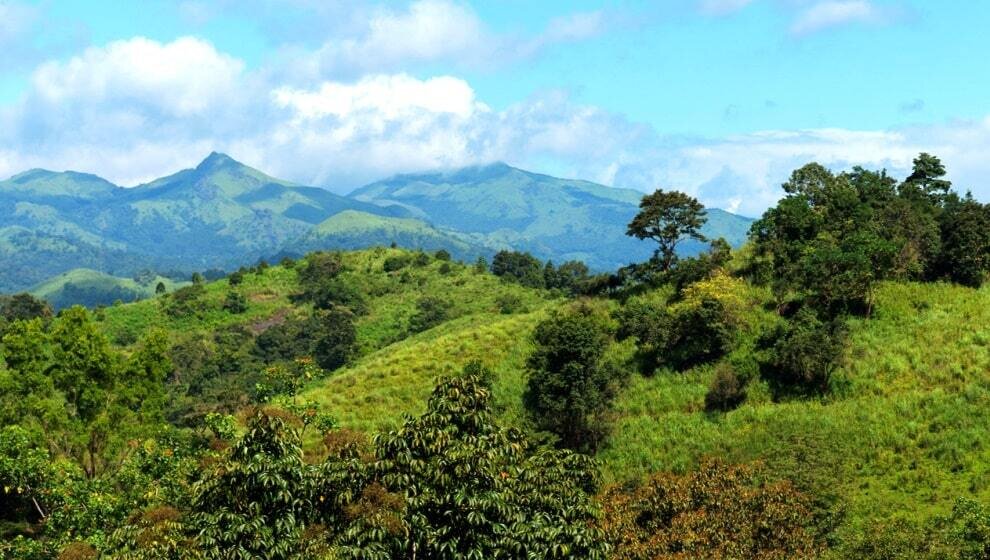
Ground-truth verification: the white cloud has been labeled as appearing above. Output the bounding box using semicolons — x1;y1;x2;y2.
31;37;245;117
274;74;484;121
296;0;607;78
790;1;883;35
3;35;990;219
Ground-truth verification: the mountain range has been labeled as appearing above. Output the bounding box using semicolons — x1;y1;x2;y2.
0;153;754;295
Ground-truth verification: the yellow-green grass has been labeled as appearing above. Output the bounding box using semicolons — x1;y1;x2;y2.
599;280;990;545
97;264;300;344
300;304;555;440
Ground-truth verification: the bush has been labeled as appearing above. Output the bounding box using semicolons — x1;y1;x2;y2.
408;296;450;333
438;262;453;275
491;250;545;288
228;270;244;286
761;306;845;395
434;249;451;261
383;255;410;273
223;291;248;314
413;252;431;266
704;363;746;412
495;293;524;314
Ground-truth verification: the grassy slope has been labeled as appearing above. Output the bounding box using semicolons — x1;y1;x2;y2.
599;281;990;546
94;251;990;548
30;268;189;308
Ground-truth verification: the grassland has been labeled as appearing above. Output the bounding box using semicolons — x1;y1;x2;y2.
92;249;990;551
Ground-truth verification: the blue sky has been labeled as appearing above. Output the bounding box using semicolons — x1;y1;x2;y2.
1;0;988;214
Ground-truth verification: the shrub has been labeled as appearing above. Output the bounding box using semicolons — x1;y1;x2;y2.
409;296;450;333
434;249;451;261
222;291;248;314
761;306;845;395
495;293;524;314
383;255;410;273
704;363;747;412
413;252;430;266
227;270;244;286
438;262;452;275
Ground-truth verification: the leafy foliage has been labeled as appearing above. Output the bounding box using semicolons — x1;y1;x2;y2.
525;302;620;451
598;459;820;560
627;189;708;272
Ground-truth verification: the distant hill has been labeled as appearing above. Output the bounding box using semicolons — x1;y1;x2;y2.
1;154;754;299
351;162;754;270
284;210;497;262
29;268;189;310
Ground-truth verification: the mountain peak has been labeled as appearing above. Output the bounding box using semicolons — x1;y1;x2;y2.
195;151;237;172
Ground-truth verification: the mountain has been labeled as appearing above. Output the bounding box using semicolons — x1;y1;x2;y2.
0;154;415;292
0;155;755;298
284;210;496;262
350;162;755;270
79;152;409;269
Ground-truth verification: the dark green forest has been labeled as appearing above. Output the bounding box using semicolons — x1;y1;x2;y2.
3;153;990;558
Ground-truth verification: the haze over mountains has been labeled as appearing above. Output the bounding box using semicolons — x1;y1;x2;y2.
0;153;754;294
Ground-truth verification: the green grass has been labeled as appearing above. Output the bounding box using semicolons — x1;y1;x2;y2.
90;250;990;551
598;280;990;549
29;268;189;309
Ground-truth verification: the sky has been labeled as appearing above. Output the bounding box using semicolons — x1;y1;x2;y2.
1;0;989;215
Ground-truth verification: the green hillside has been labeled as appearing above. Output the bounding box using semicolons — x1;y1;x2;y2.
84;248;990;550
285;210;496;262
0;155;754;300
29;268;189;310
351;162;755;269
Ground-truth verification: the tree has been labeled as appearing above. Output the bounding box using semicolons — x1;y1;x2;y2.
190;272;204;285
312;306;356;371
0;293;52;323
762;306;845;395
627;189;708;272
935;194;990;287
525;303;618;451
598;459;819;560
192;409;310;560
155;282;167;295
491;250;545;288
474;255;488;274
903;152;952;204
323;366;608;559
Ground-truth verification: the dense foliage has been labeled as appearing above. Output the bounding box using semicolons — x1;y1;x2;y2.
3;148;990;558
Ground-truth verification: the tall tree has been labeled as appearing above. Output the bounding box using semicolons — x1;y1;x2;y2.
627;189;708;272
524;303;618;451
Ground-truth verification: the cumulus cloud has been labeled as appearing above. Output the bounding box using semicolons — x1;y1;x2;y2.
31;37;245;117
790;1;886;35
2;35;990;218
294;0;607;78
